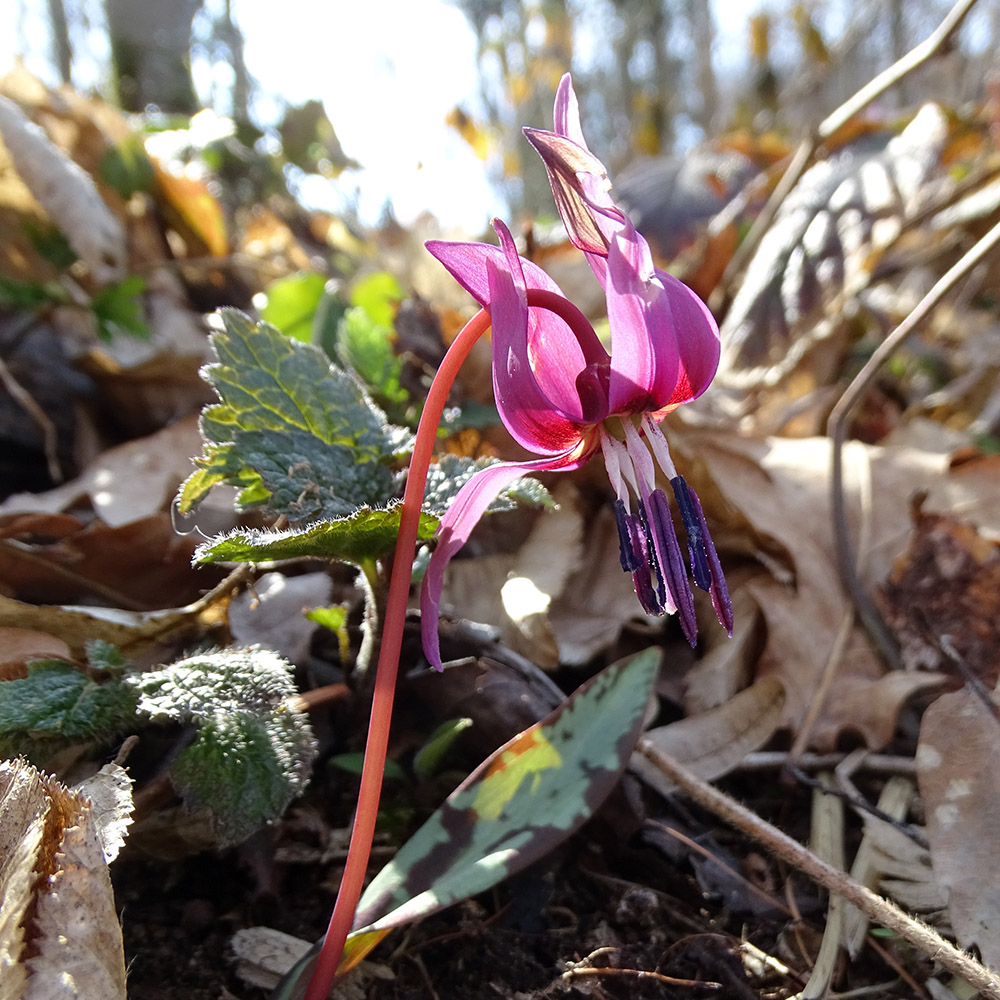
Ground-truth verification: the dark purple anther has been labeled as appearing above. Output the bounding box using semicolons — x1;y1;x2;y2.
625;507;660;614
683;482;734;635
636;500;666;612
648;489;697;645
670;476;712;591
613;498;640;573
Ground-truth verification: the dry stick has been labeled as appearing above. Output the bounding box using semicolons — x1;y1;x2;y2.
827;215;1000;667
718;0;980;299
0;354;63;484
638;741;1000;999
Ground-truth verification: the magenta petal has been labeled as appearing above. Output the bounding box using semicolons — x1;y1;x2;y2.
605;232;679;414
654;269;721;407
425;239;564;306
490;220;605;433
420;453;583;670
553;73;588;149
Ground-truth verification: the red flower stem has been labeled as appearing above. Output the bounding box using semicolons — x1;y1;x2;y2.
304;307;491;1000
304;287;591;1000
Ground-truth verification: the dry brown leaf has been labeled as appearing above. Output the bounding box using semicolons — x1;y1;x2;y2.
0;415;203;527
0;759;132;1000
632;677;786;797
671;428;1000;748
879;502;1000;685
0;593;199;662
0;94;125;283
0;760;46;1000
917;690;1000;971
0;509;217;609
0;627;72;680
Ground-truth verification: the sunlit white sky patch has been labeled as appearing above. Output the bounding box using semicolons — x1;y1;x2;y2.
5;0;766;231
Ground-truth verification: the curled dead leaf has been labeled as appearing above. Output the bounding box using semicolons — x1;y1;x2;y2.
0;759;132;1000
632;677;786;797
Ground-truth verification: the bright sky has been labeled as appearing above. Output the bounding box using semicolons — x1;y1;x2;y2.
5;0;758;232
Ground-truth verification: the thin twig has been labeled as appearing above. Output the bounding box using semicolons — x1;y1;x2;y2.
0;355;63;483
717;0;980;301
827;216;1000;667
638;741;1000;999
738;751;916;775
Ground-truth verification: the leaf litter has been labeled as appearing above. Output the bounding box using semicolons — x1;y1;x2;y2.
2;20;1000;1000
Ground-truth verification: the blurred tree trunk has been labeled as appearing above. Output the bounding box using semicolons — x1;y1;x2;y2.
46;0;72;84
105;0;203;112
683;0;719;133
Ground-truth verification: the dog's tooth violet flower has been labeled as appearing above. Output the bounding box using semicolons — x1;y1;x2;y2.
420;73;731;670
421;211;731;669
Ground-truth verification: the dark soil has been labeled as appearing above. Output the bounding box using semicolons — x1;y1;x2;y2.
114;766;921;1000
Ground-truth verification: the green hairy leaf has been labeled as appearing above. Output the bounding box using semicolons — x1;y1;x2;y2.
194;506;439;566
179;308;410;520
131;646;317;846
0;660;139;758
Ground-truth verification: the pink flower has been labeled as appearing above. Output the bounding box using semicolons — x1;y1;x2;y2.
420;76;731;670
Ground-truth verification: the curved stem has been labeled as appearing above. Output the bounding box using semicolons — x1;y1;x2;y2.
303;308;492;1000
305;284;589;999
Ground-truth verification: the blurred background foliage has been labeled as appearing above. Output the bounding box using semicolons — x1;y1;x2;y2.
10;0;997;226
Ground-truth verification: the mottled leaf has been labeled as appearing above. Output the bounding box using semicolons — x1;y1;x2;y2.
338;648;660;970
194;507;439;567
178;309;410;521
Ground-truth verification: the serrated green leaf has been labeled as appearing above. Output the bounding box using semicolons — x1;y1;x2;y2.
179;309;411;520
421;454;553;517
0;661;139;758
193;506;439;566
86;640;127;674
259;271;327;343
336;307;408;406
129;647;316;846
345;648;660;951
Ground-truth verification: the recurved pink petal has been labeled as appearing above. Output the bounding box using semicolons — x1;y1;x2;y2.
553;73;588;149
652;268;721;408
425;239;564;306
490;220;604;435
420;451;587;669
484;234;586;453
